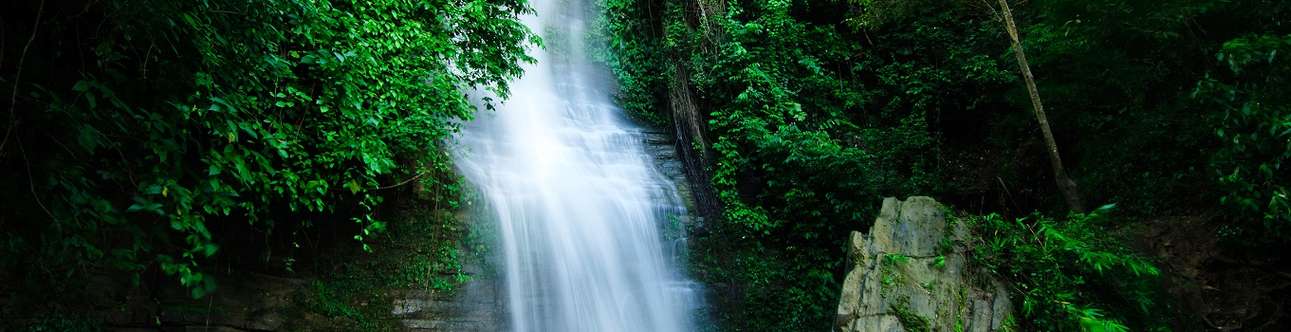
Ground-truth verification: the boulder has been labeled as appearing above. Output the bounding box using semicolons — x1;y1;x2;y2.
835;197;1013;332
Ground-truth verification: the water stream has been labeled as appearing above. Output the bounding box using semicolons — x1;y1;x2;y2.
451;0;699;331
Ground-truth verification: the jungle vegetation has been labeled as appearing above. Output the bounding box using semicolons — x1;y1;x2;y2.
596;0;1289;330
1;0;1289;330
0;0;536;327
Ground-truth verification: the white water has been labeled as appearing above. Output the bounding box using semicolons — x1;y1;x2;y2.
451;0;698;331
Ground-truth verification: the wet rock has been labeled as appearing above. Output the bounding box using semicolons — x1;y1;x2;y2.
151;273;300;331
835;197;1013;332
638;126;696;218
392;259;505;332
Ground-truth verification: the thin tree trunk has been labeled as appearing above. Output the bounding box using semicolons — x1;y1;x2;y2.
995;0;1086;212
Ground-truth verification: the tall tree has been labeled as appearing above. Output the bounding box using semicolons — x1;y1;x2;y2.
994;0;1086;211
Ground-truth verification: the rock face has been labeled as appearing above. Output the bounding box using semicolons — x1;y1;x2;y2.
641;127;695;212
390;259;504;332
835;197;1013;332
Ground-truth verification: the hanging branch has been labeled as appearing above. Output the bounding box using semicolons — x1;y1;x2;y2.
373;170;431;191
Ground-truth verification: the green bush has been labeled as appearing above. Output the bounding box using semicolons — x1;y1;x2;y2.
969;206;1165;331
1198;34;1291;239
598;0;1291;327
0;0;537;297
597;0;1013;329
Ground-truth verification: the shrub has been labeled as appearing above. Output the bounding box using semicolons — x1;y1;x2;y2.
969;206;1166;331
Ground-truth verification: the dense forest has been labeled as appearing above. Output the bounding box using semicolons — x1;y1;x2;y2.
0;0;538;329
2;0;1289;331
597;0;1288;330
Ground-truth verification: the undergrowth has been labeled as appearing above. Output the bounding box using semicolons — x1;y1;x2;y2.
968;205;1169;331
284;197;484;331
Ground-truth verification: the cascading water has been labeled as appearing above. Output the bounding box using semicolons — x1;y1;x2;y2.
451;0;699;331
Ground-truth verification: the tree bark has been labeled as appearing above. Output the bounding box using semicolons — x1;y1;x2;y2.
669;61;722;220
995;0;1086;212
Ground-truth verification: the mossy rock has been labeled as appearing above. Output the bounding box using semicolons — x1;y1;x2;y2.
835;197;1012;332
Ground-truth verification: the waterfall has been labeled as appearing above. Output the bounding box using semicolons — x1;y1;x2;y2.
450;0;700;331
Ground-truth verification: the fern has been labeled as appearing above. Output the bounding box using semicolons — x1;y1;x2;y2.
1063;303;1130;332
970;206;1168;331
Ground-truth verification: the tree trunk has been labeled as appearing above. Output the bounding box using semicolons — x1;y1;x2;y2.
995;0;1086;212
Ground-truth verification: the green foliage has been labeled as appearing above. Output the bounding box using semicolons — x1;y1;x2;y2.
288;198;483;331
891;297;933;332
1;0;536;298
592;0;671;126
304;280;378;328
1017;0;1289;218
970;205;1165;331
384;209;476;292
606;0;1016;239
688;240;838;330
598;0;1013;329
601;0;1291;327
840;0;924;30
1198;34;1291;238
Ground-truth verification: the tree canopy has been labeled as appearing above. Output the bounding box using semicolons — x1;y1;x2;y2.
1;0;537;299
